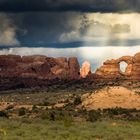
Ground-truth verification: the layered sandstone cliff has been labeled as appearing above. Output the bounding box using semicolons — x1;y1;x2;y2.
0;55;80;80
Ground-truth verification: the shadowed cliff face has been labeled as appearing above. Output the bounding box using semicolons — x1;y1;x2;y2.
0;55;80;80
0;52;140;90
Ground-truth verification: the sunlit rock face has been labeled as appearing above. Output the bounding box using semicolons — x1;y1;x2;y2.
80;61;91;78
96;59;120;78
95;53;140;80
131;52;140;80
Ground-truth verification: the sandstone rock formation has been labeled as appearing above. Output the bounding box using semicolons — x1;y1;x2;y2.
68;57;80;79
95;59;120;78
0;55;80;80
80;61;91;78
131;53;140;80
22;55;47;63
0;52;140;90
81;86;140;110
95;52;140;81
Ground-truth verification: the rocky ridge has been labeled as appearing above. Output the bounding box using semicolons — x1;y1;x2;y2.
95;52;140;81
0;52;140;90
0;55;80;80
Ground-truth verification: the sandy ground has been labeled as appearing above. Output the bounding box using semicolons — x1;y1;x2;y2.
0;86;140;111
81;86;140;110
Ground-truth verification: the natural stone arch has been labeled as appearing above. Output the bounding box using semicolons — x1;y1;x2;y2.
119;61;128;73
117;56;133;76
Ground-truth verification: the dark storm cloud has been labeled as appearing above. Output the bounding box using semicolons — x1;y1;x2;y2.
0;0;140;12
0;12;139;48
9;12;82;44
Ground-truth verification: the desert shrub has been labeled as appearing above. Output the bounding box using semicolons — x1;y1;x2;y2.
104;108;118;116
127;82;133;86
76;108;87;118
31;105;39;113
21;118;32;124
18;107;26;116
0;111;8;118
43;100;51;106
41;109;75;123
73;96;82;105
49;112;55;121
41;112;50;120
87;110;101;122
135;91;140;95
41;111;55;121
6;105;14;110
32;105;37;110
104;108;135;116
102;108;140;120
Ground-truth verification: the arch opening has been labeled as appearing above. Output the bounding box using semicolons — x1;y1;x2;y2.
119;61;128;73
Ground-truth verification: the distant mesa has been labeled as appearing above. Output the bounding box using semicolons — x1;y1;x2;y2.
0;55;80;80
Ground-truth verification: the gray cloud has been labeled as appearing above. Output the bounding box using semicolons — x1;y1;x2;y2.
0;12;139;48
59;13;131;42
0;12;138;47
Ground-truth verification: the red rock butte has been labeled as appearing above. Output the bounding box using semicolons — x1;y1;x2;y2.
0;55;80;80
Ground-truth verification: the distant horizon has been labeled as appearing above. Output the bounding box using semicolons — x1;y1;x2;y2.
0;46;139;72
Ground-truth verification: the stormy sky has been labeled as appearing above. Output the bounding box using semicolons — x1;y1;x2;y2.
0;0;140;12
0;0;140;71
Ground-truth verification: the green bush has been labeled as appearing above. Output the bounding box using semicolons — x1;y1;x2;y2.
87;110;101;122
43;100;51;106
41;111;55;121
103;108;134;116
32;105;37;110
0;111;8;118
73;96;82;105
18;107;26;116
31;105;39;113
